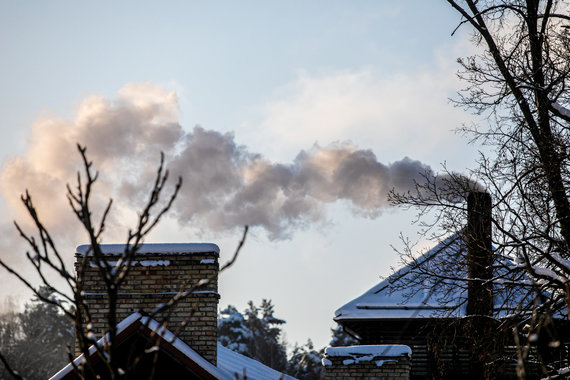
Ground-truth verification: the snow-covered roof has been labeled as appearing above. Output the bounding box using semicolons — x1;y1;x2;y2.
50;313;295;380
217;343;296;380
76;242;220;256
50;312;226;380
334;233;535;321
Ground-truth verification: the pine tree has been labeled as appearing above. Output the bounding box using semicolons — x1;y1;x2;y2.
218;305;252;356
245;299;287;371
286;339;324;380
0;287;74;379
218;299;287;371
329;325;357;347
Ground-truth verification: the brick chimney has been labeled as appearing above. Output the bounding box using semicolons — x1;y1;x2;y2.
75;243;220;365
466;191;493;317
466;191;494;379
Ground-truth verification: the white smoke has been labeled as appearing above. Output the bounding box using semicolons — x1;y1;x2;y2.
165;130;433;239
0;83;472;241
0;83;183;239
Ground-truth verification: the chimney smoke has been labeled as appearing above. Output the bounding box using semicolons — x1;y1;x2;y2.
0;83;482;241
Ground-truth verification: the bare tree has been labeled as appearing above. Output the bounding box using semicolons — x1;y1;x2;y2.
0;145;248;379
389;0;570;378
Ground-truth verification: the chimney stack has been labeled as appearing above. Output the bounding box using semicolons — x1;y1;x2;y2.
466;191;493;317
76;243;220;365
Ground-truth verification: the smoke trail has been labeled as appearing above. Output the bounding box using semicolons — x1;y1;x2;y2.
0;83;183;239
162;130;433;239
0;83;475;240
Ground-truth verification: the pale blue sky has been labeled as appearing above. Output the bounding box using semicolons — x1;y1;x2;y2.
0;2;480;349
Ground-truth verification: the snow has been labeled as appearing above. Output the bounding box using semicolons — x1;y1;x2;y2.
50;314;138;379
334;232;537;321
322;345;411;367
138;316;227;379
541;365;570;379
334;234;466;320
552;102;570;118
550;253;570;270
89;260;171;267
531;266;566;283
76;243;220;256
217;343;296;380
325;345;411;358
527;252;570;284
139;260;171;266
50;312;226;380
49;313;294;380
82;291;219;297
219;312;245;323
200;258;216;264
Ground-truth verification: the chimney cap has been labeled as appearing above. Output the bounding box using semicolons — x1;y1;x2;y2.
76;243;220;257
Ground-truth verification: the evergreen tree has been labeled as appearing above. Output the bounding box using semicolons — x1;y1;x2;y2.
329;325;357;347
286;339;324;380
0;287;74;379
219;301;362;379
218;305;252;356
285;325;358;379
218;299;288;371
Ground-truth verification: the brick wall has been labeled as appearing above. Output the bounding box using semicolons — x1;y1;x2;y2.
75;244;220;365
322;345;411;380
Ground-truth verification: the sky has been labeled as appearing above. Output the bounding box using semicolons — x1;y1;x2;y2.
0;1;482;350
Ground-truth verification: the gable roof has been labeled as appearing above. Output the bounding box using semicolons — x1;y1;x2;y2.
50;313;225;380
50;313;295;380
334;232;536;322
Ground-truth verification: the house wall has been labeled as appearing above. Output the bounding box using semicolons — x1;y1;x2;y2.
75;247;219;365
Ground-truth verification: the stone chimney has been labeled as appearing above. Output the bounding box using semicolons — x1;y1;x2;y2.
75;243;220;365
466;191;493;317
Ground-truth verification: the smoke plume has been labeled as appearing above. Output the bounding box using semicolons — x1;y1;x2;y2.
0;83;473;240
164;130;433;238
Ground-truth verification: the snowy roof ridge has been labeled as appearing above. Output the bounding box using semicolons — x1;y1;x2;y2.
334;231;537;321
49;312;226;380
372;233;461;296
76;243;220;256
50;313;296;380
334;233;463;321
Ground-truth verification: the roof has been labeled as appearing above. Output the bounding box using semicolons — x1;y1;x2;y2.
217;343;296;380
50;313;295;380
334;233;536;321
50;313;225;380
76;243;220;256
